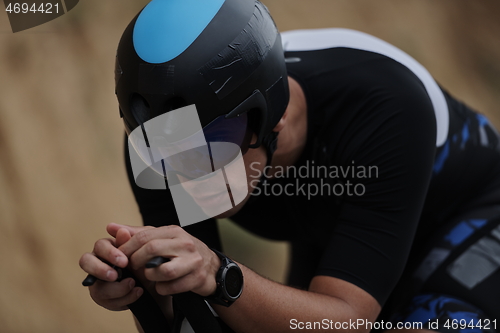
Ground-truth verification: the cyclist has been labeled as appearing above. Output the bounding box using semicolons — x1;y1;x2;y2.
80;0;500;332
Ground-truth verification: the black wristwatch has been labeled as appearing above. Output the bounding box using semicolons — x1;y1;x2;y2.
205;249;244;307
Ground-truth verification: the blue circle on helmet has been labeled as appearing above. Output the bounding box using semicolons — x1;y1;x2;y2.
133;0;225;64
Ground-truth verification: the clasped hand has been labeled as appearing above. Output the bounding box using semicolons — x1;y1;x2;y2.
79;223;220;311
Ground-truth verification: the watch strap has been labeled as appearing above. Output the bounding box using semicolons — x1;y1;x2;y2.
205;248;243;307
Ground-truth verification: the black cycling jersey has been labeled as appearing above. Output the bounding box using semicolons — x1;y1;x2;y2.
124;28;500;322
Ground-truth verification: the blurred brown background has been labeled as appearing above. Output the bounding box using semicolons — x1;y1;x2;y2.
1;0;499;332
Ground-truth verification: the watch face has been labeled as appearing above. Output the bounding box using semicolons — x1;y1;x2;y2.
225;266;243;298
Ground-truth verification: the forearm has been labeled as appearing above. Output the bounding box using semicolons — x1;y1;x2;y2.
111;224;377;332
213;264;365;333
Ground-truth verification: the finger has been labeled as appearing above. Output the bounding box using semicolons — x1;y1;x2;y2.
128;237;188;270
144;258;194;282
115;228;132;248
107;223;153;238
119;225;182;258
90;278;136;300
155;273;202;296
92;238;128;269
90;280;144;311
107;287;143;311
79;252;121;281
145;256;170;268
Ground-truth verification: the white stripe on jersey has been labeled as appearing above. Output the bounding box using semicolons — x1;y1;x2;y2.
281;28;449;147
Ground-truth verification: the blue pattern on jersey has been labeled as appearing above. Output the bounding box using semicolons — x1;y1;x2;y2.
469;219;487;228
393;294;494;333
133;0;225;64
461;121;470;149
449;311;482;333
403;294;437;322
477;114;489;127
444;219;487;246
445;222;474;246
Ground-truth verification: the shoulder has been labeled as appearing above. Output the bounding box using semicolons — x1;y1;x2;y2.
282;28;430;93
282;28;448;147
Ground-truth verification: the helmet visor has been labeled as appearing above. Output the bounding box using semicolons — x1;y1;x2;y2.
127;104;252;182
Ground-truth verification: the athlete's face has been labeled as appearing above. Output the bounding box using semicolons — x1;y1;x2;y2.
176;133;267;219
215;134;267;218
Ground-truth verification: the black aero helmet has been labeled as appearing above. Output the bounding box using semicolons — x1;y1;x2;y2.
115;0;289;161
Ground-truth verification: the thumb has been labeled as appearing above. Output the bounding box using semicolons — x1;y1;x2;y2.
107;223;153;238
115;228;132;248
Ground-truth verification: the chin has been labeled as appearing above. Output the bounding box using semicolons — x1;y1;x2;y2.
214;211;233;219
213;206;240;219
213;195;250;219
